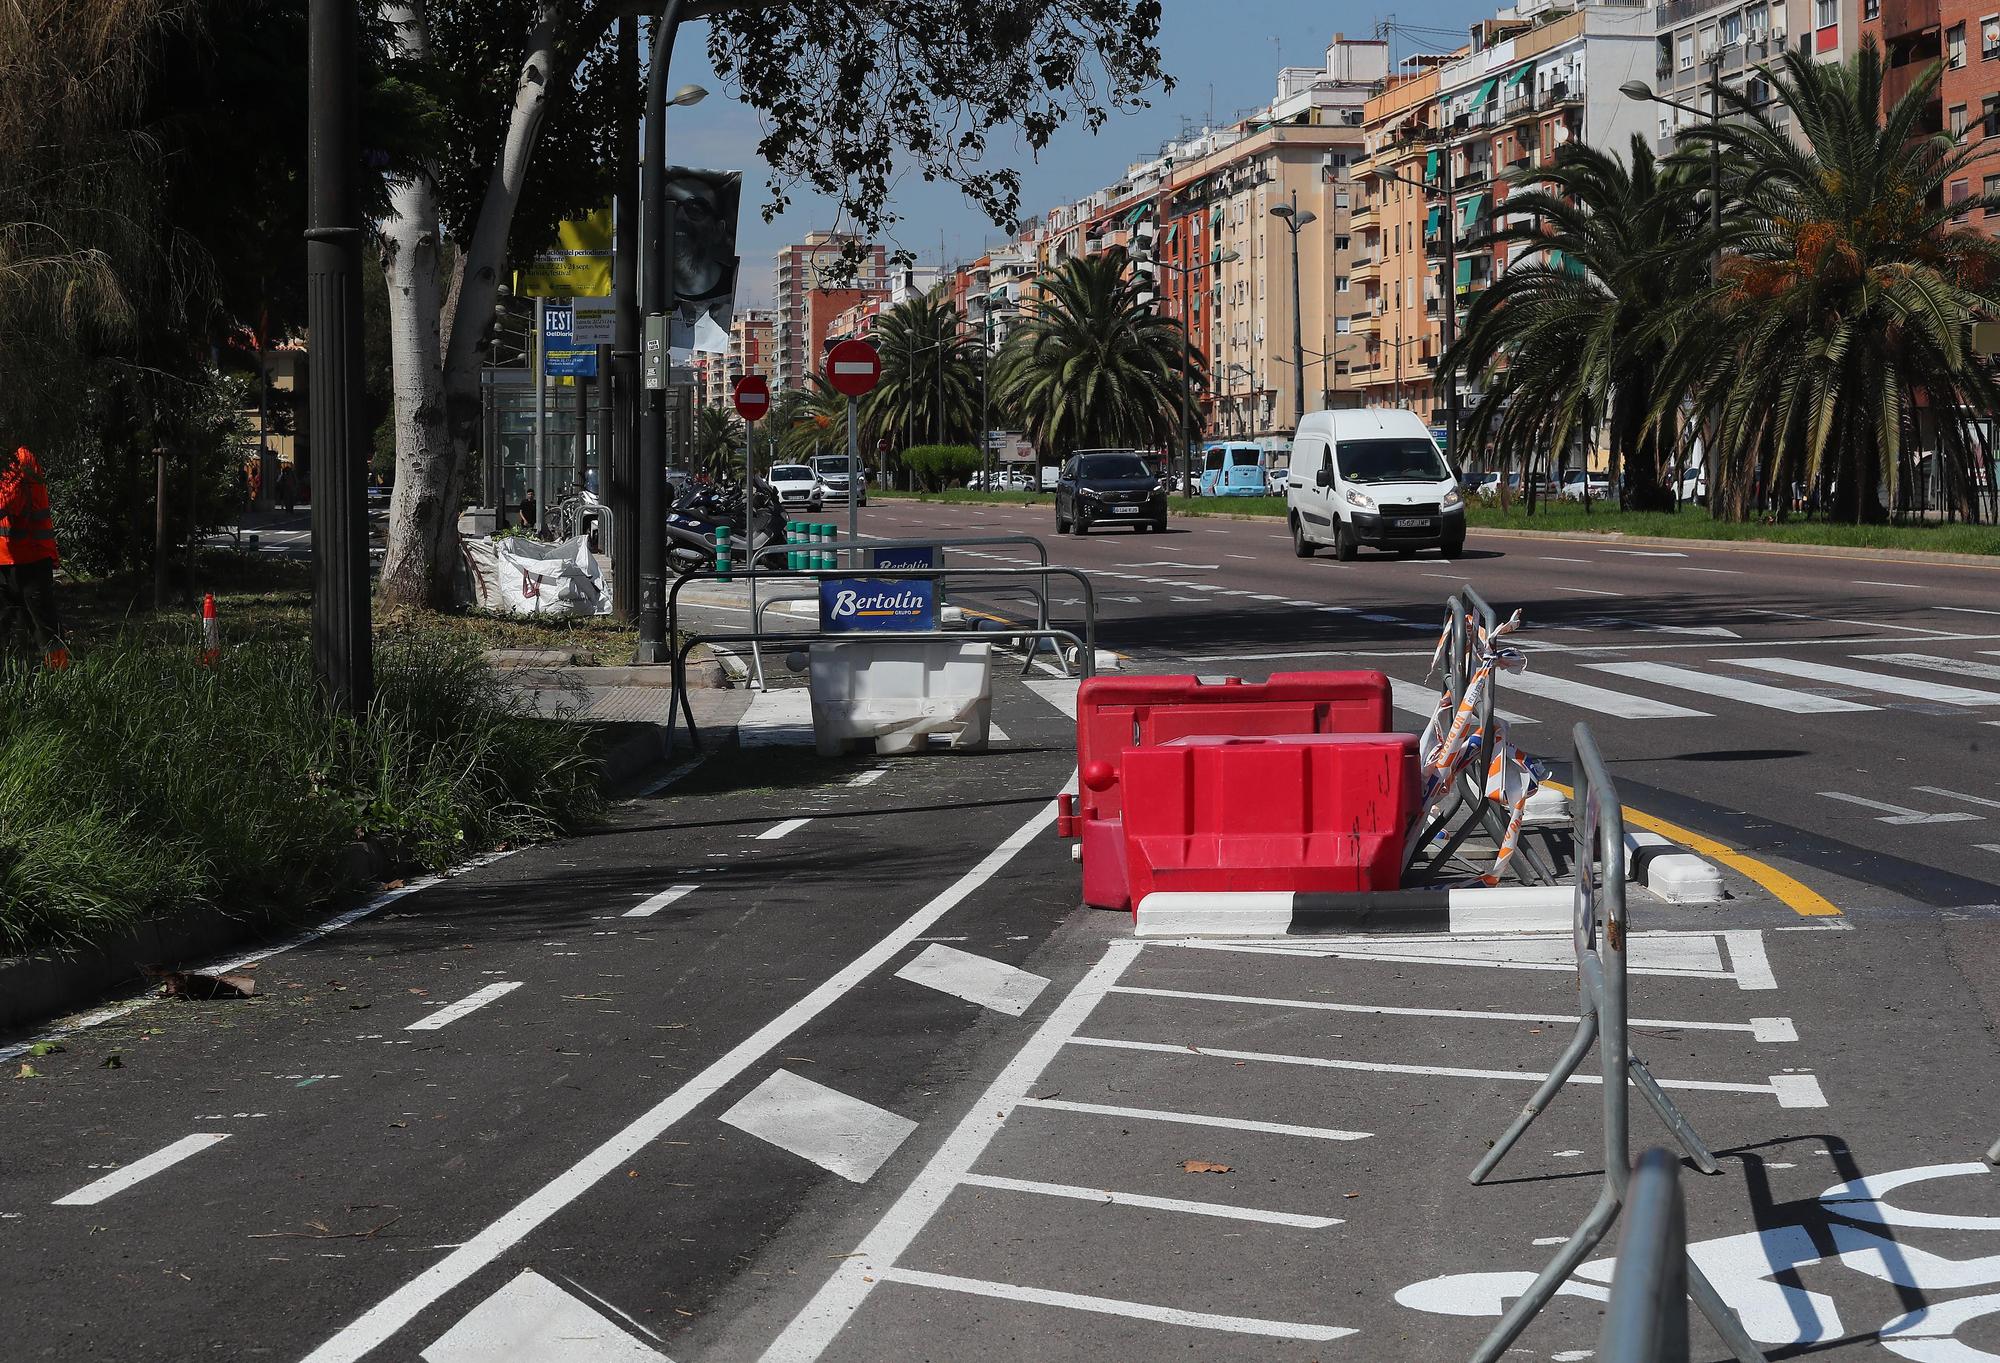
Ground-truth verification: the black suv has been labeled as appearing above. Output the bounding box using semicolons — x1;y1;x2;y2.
1053;450;1168;535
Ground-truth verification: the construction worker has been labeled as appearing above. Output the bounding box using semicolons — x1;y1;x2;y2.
0;446;67;668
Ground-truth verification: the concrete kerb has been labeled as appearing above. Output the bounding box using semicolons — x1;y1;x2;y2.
1132;884;1575;938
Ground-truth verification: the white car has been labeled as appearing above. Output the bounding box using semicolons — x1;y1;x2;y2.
766;463;824;511
1558;470;1612;502
1285;408;1465;560
808;455;866;506
1678;466;1706;504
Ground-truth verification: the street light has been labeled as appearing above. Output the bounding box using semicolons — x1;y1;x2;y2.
1155;247;1240;494
1268;195;1317;431
1622;59;1724;277
669;83;707;107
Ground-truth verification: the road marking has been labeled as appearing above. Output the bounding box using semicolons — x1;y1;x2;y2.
626;885;698;919
1388;677;1537;725
1857;652;2000;684
757;818;812;841
1555;585;1624;596
1746;608;1967;638
406;982;523;1031
1504;670;1710;719
848;768;887;786
876;1269;1357;1343
1014;1096;1371;1142
420;1269;660;1363
1852;580;1922;589
720;1070;916;1184
1978;844;2000;854
1283;599;1320;608
1735;657;2000;705
1116;560;1218;570
1604;549;1688;557
1023;677;1080;718
1818;791;1981;825
894;944;1048;1016
1585;661;1875;713
1108;984;1796;1040
1940;606;2000;616
960;1173;1342;1228
1912;785;2000;811
756;941;1143;1362
303;794;1067;1363
53;1134;230;1206
1067;1037;1824;1106
1225;553;1255;560
1676;566;1743;575
1250;593;1287;602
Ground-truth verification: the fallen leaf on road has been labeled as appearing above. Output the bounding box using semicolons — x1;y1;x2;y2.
26;1042;63;1058
100;1055;122;1069
382;880;405;891
1181;1160;1231;1174
1343;1192;1360;1199
152;969;257;1000
388;1120;407;1129
15;1063;39;1079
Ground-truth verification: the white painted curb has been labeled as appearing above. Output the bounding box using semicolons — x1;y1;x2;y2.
1133;885;1574;939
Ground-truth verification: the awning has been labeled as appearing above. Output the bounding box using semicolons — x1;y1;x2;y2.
1468;77;1498;109
1456;257;1475;285
1504;62;1535;88
1123;201;1151;227
1425;205;1442;238
1424;149;1440;182
1462;192;1488;231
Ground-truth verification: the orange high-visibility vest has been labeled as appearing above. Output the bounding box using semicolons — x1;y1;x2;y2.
0;447;58;567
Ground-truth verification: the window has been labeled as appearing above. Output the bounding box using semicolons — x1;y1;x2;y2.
1679;33;1695;69
1699;24;1717;56
1721;12;1742;45
1949;23;1967;67
1817;0;1838;27
1984;16;2000;59
1864;0;1878;17
1950;178;1970;218
1335;316;1353;334
1336;275;1350;293
1335;234;1350;252
1953;104;1970;137
1986;175;2000;216
1747;4;1770;37
1985;94;2000;134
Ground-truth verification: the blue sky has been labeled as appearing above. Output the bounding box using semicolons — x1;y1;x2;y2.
667;1;1493;307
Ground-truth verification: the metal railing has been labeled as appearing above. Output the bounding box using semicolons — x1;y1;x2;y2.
1598;1148;1691;1363
1464;724;1764;1363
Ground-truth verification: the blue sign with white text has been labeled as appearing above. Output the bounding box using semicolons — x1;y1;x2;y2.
868;545;938;571
820;577;937;633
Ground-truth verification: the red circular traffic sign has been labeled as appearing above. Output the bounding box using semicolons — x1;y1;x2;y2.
825;338;882;398
731;375;771;421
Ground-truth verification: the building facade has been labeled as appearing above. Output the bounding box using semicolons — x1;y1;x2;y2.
1864;0;2000;230
773;232;888;393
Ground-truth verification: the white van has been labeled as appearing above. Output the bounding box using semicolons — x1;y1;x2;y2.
1285;408;1465;560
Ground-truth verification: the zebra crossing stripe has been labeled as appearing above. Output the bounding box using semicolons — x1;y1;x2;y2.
1733;657;2000;706
1858;653;2000;684
1503;670;1710;720
1587;661;1875;713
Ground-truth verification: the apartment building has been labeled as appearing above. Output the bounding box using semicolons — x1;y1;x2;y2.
690;308;775;410
1860;0;2000;229
773;232;888;392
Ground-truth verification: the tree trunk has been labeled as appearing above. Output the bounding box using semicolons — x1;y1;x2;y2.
378;3;564;608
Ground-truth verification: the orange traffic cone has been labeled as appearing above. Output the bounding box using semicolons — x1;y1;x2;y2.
200;593;219;666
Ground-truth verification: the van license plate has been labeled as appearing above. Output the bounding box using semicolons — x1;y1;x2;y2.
1395;517;1431;528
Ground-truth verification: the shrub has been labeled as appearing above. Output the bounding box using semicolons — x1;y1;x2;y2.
900;444;982;490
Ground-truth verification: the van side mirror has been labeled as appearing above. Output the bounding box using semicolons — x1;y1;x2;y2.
1315;467;1334;488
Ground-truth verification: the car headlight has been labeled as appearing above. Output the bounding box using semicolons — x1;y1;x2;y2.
1442;488;1464;511
1345;488;1377;511
1080;487;1103;500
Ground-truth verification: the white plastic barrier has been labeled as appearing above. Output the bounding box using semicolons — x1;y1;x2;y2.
461;534;608;617
809;639;994;757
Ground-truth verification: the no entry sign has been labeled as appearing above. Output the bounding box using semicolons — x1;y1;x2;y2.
825;339;882;398
731;375;771;421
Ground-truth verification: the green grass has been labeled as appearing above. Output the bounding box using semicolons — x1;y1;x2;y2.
0;626;604;959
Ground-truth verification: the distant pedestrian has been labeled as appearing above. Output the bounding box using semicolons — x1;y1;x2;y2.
516;488;538;533
0;446;68;668
276;464;298;514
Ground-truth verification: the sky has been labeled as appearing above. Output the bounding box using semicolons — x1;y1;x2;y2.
667;0;1495;309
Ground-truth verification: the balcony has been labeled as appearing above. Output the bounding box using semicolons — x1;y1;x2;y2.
1883;59;1940;112
1456;164;1491;189
1350;255;1382;283
1349;311;1381;336
1881;0;1940;39
1350;201;1379;228
1537;81;1582;110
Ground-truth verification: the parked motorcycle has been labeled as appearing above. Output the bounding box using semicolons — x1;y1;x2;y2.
664;479;790;577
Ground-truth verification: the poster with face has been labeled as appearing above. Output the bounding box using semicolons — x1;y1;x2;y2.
666;168;741;359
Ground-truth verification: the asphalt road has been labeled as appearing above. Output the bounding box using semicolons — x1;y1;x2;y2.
5;497;1999;1363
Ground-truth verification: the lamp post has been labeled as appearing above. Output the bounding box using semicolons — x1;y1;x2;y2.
1621;56;1725;279
1267;193;1317;433
632;2;707;662
1371;162;1458;462
1154;247;1240;495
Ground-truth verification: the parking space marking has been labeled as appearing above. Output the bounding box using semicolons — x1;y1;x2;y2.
959;1174;1342;1228
874;1269;1357;1343
848;768;888;787
1066;1037;1826;1107
1109;984;1797;1041
720;1070;917;1184
757;818;813;841
420;1269;660;1362
625;885;698;918
406;982;523;1031
1015;1096;1371;1142
53;1134;230;1206
895;944;1049;1016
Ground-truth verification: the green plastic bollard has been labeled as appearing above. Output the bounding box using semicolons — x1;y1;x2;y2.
715;523;732;584
786;526;799;573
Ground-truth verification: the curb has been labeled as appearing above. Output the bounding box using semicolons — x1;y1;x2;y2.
1469;524;2000;568
1134;885;1574;938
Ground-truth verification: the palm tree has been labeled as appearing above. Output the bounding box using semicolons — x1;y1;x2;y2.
867;292;979;448
1659;41;2000;523
694;405;744;480
1444;137;1714;511
776;376;847;463
991;248;1201;459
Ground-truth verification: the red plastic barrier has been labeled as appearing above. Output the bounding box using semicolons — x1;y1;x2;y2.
1068;672;1396;911
1120;733;1418;905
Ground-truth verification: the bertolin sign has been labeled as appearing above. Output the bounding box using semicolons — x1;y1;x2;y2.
819;577;937;633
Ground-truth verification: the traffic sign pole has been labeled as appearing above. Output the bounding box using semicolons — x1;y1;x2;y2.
846;398;859;563
823;340;880;567
745;411;765;689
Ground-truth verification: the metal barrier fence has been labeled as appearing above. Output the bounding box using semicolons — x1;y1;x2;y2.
663;563;1101;755
1465;724;1764;1363
1403;586;1556;886
1598;1148;1691;1363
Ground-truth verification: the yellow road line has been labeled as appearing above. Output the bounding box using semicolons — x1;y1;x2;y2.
1546;782;1841;917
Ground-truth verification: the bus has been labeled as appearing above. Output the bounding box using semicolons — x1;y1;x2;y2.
1199;443;1271;497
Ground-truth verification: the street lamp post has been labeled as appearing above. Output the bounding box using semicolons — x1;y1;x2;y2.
1621;56;1725;279
1267;193;1317;432
1154;248;1239;495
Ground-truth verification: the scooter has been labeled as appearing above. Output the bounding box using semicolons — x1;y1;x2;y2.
665;480;789;577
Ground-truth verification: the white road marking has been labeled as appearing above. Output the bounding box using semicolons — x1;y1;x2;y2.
848;768;887;786
1225;553;1255;559
1283;599;1320;608
419;1269;660;1363
894;944;1049;1016
1554;585;1624;597
1852;581;1922;589
1746;608;1966;638
756;941;1144;1362
53;1134;230;1206
719;1070;916;1184
1108;984;1795;1040
1023;677;1080;718
1723;931;1779;992
1736;657;2000;705
1388;677;1537;725
876;1269;1356;1342
626;886;698;919
1604;549;1688;557
1677;566;1743;575
1940;606;2000;616
1014;1096;1371;1142
1117;560;1218;570
961;1173;1341;1228
1977;844;2000;854
1818;791;1981;826
1250;593;1287;602
406;982;523;1031
1912;785;2000;811
1541;557;1591;563
1586;661;1875;713
1504;670;1710;719
302;794;1067;1363
756;818;812;841
1067;1037;1823;1106
1858;652;2000;684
